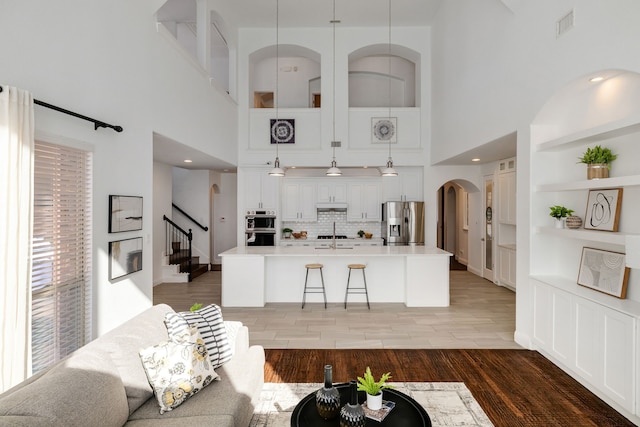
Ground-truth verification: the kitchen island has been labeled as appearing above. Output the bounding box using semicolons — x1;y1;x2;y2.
219;245;451;307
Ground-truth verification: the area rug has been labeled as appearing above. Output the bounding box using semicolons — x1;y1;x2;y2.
250;382;494;426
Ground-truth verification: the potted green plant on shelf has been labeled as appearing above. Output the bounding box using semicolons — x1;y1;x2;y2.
578;145;617;179
549;205;574;229
282;227;293;239
357;230;365;238
357;366;394;410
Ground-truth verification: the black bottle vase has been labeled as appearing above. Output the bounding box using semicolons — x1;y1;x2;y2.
339;380;366;427
315;365;341;419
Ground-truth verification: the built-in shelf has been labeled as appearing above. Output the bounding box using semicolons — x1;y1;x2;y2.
535;174;640;192
535;115;640;152
531;274;640;317
534;226;638;245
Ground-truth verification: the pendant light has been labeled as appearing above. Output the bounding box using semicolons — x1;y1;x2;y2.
326;0;342;176
380;0;398;177
269;0;285;176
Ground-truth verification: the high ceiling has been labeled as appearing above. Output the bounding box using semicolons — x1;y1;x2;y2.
156;0;444;29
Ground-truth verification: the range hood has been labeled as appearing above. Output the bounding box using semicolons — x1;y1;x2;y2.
316;202;348;212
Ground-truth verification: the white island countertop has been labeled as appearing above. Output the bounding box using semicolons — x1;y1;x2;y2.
220;245;452;308
220;245;450;257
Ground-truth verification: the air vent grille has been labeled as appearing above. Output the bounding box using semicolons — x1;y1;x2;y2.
331;141;341;148
557;10;574;37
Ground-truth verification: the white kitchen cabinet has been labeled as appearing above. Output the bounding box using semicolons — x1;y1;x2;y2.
243;169;279;212
281;179;317;222
347;180;382;222
497;245;516;289
317;179;347;203
498;170;516;224
382;167;423;201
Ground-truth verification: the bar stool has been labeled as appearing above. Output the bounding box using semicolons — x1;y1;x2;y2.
302;263;327;309
344;264;370;309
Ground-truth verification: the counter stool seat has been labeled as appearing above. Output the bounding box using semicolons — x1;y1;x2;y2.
344;264;370;309
302;263;327;309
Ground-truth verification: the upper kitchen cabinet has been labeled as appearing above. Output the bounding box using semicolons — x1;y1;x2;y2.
497;158;516;225
382;167;424;201
317;179;347;203
281;179;317;222
347;180;382;222
242;168;279;213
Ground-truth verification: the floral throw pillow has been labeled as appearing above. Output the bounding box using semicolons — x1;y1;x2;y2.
139;326;219;414
164;304;233;369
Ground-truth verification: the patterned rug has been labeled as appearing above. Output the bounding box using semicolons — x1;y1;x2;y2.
250;382;494;427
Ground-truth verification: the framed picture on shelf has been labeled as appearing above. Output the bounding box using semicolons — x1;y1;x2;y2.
109;195;143;233
583;188;622;232
577;247;630;299
109;237;143;280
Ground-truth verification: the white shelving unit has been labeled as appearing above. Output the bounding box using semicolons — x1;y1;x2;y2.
530;115;640;419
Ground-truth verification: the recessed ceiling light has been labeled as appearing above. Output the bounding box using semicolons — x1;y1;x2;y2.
471;158;481;162
290;166;296;169
363;166;368;169
223;169;229;172
589;76;604;83
184;159;193;163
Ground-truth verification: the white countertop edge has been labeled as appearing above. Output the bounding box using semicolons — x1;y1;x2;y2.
219;246;452;257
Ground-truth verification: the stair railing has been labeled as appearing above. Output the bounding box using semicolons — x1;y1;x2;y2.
163;215;193;282
172;203;208;231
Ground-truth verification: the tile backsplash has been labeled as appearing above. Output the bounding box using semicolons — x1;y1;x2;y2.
282;211;380;239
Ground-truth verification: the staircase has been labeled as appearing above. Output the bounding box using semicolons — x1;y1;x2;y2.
162;215;209;282
165;242;208;281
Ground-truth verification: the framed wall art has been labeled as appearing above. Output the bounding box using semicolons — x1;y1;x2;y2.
270;119;295;144
577;247;630;299
109;195;143;233
109;237;143;280
584;188;622;232
372;117;397;144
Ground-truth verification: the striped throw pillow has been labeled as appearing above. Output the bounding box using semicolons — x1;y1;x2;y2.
164;304;232;368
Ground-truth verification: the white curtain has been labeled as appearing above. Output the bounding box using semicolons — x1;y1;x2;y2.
0;85;34;392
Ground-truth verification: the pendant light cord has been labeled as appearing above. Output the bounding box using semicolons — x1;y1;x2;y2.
275;0;280;160
331;0;337;163
387;0;392;162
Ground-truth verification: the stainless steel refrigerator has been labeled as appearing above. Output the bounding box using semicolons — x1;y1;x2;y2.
381;201;425;246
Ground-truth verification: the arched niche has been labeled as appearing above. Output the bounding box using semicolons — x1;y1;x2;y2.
348;44;420;108
532;69;640;143
248;44;321;108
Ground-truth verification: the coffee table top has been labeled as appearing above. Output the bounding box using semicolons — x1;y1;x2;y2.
291;382;431;427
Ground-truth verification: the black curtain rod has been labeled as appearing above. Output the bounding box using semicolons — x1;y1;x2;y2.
0;85;123;133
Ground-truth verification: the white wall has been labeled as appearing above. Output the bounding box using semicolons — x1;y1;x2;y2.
153;161;173;285
211;172;238;264
0;0;239;336
252;57;321;108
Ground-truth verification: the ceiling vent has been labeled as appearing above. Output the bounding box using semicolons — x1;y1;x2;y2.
556;10;574;37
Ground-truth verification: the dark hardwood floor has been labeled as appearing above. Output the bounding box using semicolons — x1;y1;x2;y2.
264;349;635;427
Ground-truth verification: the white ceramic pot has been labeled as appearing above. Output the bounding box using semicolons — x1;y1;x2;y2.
554;218;564;229
366;392;383;410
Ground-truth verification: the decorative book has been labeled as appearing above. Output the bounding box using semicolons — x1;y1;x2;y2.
362;400;396;422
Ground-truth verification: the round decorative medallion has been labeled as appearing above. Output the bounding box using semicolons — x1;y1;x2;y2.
373;119;395;141
271;119;294;144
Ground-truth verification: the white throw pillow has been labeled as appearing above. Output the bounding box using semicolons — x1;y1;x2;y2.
164;304;233;368
139;326;219;414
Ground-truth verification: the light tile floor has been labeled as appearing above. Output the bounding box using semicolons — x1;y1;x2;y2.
154;270;521;349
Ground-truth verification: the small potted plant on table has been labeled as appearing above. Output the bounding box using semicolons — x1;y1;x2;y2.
549;205;574;229
578;145;617;179
282;227;293;239
357;366;394;410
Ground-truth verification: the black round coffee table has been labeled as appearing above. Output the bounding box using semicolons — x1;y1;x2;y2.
291;383;431;426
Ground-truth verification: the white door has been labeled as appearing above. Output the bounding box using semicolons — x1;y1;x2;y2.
483;175;494;282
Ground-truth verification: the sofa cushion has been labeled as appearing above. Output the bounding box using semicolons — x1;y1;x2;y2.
164;304;232;368
87;304;175;415
0;347;129;427
139;326;219;414
129;344;265;427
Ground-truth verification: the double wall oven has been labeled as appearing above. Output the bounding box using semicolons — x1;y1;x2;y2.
245;210;276;246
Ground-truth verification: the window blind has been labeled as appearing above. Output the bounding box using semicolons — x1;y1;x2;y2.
31;141;92;374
